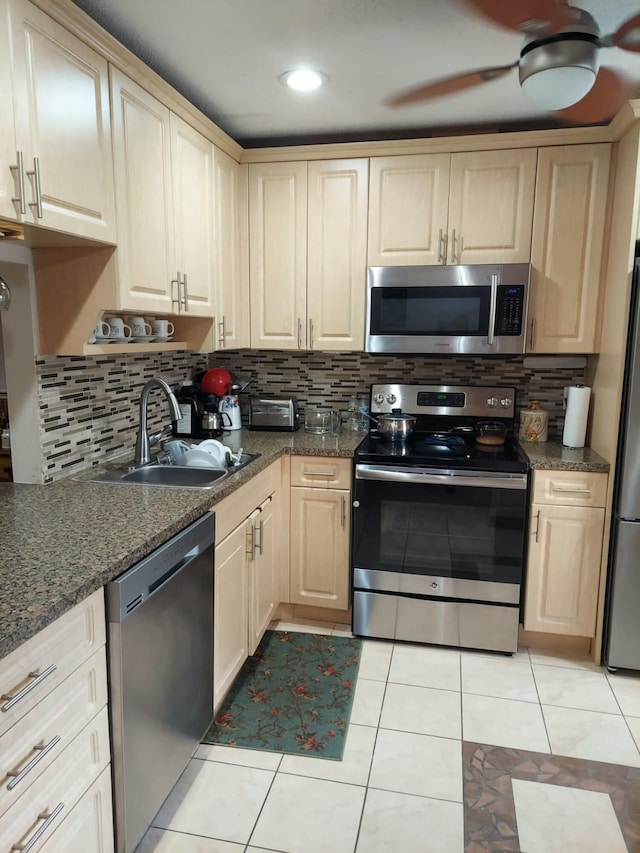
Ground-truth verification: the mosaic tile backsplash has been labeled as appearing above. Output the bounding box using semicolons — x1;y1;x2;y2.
36;349;585;482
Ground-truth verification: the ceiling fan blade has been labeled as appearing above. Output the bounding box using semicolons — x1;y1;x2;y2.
557;68;631;124
463;0;578;36
606;13;640;53
387;64;516;107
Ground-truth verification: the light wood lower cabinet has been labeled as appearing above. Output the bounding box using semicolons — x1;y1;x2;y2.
40;768;113;853
524;470;607;636
248;496;277;655
289;456;351;611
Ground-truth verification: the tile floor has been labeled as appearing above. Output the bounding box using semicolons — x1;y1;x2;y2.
135;619;640;853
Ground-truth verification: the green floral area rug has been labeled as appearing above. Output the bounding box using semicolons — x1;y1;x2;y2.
202;630;362;760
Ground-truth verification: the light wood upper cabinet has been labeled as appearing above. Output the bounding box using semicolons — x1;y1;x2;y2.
8;0;116;242
448;148;537;264
110;67;175;313
0;9;18;222
170;114;214;317
249;159;368;350
213;147;250;349
307;159;368;350
367;154;450;266
367;149;536;266
528;143;612;354
524;470;607;637
249;161;307;349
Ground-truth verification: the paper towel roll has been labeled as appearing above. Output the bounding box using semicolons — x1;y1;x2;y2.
562;385;591;448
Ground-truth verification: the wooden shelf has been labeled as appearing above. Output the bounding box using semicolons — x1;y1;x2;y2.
82;341;188;355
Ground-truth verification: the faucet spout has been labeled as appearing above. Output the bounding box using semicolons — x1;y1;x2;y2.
134;378;182;467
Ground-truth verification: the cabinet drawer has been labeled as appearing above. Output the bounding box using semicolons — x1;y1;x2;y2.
0;590;105;737
214;461;277;542
0;707;110;853
532;470;607;508
290;456;351;489
0;648;108;819
40;768;113;853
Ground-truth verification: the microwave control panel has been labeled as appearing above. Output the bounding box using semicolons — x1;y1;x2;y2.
495;285;525;336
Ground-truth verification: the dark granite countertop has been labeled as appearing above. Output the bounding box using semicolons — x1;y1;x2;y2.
518;439;609;473
0;429;364;659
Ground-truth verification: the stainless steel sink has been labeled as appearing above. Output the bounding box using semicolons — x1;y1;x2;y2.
89;453;260;488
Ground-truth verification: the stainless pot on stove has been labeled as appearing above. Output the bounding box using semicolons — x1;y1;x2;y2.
375;408;416;441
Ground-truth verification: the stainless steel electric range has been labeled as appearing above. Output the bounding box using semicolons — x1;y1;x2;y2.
351;384;529;654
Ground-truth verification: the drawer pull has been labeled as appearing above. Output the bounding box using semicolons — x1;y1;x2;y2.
341;495;346;528
6;735;61;791
254;518;264;555
533;509;540;543
11;802;64;851
551;487;591;494
1;665;57;713
303;471;333;477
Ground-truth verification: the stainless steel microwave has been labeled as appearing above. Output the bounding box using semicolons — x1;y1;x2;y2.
366;263;530;356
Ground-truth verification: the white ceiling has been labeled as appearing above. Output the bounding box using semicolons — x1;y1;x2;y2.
71;0;640;146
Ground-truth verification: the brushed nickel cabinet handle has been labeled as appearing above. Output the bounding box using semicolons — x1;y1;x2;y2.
438;228;445;264
309;318;314;349
171;274;181;311
26;157;43;219
218;315;227;347
11;802;64;852
297;318;303;348
529;317;536;349
10;151;26;215
341;495;346;528
534;510;540;543
181;272;189;312
6;735;61;790
450;229;457;264
254;519;264;556
551;486;591;494
1;664;57;713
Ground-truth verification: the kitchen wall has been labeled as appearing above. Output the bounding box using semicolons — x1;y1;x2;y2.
209;350;586;436
36;348;586;482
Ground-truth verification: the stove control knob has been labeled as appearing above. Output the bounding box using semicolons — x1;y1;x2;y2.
430;581;438;590
486;396;498;408
386;393;397;405
373;393;384;404
500;397;513;409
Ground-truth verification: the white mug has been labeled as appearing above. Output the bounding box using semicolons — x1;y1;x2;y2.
152;319;174;339
105;316;132;339
126;316;153;337
93;320;110;338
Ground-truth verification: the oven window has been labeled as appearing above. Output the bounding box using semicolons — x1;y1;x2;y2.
370;286;491;336
352;477;526;585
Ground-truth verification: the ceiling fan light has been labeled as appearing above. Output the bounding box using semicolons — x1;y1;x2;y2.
519;37;599;109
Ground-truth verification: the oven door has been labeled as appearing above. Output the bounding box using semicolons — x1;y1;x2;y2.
352;464;528;605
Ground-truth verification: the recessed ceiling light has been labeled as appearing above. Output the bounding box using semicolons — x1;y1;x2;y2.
280;69;328;91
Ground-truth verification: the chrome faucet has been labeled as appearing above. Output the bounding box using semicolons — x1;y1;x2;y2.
133;378;182;467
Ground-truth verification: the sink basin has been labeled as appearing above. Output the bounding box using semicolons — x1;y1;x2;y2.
88;453;260;488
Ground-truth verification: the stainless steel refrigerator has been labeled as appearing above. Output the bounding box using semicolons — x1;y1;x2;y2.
604;254;640;670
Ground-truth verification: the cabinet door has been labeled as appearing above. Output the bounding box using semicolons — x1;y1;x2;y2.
249;161;307;349
40;768;114;853
448;148;537;264
290;487;349;610
0;6;18;222
307;159;368;350
248;496;277;654
110;68;175;313
10;0;116;242
213;147;250;349
367;154;450;266
170;114;214;317
214;521;249;711
528;144;611;353
524;503;604;636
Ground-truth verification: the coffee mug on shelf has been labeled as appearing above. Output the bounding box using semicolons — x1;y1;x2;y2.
93;320;110;338
126;316;153;337
104;316;132;339
152;319;174;339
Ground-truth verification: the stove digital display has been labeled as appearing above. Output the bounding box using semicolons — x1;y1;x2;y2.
417;392;466;407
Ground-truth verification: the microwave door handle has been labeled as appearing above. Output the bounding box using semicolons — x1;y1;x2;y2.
487;274;498;346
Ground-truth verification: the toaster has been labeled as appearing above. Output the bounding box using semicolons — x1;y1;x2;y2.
249;396;299;431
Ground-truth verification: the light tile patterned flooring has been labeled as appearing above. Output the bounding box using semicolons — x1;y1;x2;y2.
135;619;640;853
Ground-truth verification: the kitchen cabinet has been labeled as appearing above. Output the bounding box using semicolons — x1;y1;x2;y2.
39;769;113;853
249;159;368;350
0;589;112;849
367;148;537;266
524;470;607;637
3;0;116;242
289;457;351;610
213;147;250;349
213;463;279;710
528;143;612;353
0;12;17;222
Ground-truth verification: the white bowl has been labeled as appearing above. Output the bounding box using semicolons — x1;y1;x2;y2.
197;439;228;466
182;449;226;469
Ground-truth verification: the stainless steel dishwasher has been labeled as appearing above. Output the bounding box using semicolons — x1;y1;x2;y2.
106;512;215;853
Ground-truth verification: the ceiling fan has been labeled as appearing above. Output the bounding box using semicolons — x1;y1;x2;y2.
388;0;640;123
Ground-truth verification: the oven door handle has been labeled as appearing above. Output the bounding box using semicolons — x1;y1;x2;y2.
355;464;528;490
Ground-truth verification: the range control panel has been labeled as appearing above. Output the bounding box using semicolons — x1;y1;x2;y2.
370;384;516;419
495;285;525;336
